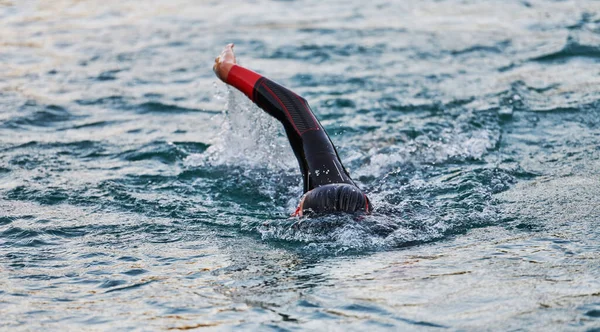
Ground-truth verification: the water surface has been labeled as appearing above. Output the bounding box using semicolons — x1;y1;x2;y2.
1;0;600;330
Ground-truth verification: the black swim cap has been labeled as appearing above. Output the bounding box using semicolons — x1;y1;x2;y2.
302;184;370;215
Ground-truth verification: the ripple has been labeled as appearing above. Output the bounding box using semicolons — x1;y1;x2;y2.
532;34;600;62
2;103;77;128
0;216;14;226
135;102;218;114
6;186;69;206
104;279;156;293
1;227;41;239
1;0;600;330
118;141;187;164
98;279;127;289
268;43;386;64
121;269;148;276
64;120;124;130
586;309;600;318
94;69;124;81
75;95;127;107
45;226;88;238
450;40;511;56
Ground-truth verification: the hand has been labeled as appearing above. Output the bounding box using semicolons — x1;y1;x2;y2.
213;43;237;82
291;193;307;217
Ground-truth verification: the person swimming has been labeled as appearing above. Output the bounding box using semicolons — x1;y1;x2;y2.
213;44;370;216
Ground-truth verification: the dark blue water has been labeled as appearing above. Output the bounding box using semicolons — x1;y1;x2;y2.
1;0;600;330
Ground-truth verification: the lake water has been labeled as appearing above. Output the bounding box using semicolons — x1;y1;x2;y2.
1;0;600;330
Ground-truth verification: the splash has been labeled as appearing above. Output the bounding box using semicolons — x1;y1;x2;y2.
183;86;302;216
189;87;294;170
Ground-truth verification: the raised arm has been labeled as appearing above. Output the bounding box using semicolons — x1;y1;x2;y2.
213;44;356;193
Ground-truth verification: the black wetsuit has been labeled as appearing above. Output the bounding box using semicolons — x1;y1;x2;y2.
226;65;369;213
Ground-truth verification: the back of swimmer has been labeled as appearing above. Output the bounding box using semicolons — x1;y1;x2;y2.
213;44;371;216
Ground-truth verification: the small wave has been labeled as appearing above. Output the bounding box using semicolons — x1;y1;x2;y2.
3;140;107;162
75;97;218;115
499;81;600;113
64;120;124;130
118;141;188;164
75;95;126;106
0;216;14;226
104;279;156;293
268;43;386;64
1;226;41;239
171;141;210;154
532;33;600;62
2;103;77;128
450;40;511;56
6;186;69;206
94;69;124;81
135;102;218;114
44;226;88;238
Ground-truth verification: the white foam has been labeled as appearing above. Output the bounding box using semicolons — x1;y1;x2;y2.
185;87;295;170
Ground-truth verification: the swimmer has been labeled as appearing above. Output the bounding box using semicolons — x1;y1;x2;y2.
213;44;370;216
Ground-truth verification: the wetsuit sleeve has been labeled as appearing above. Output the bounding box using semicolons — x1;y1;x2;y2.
226;65;319;131
226;65;262;101
225;65;356;192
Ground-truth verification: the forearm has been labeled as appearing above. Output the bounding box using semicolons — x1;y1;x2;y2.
225;65;316;134
225;65;263;101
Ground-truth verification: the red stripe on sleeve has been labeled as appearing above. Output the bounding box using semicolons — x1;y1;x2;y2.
226;65;263;101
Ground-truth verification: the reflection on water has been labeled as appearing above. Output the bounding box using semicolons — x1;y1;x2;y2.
1;0;600;330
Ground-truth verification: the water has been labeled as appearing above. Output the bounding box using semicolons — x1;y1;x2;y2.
1;0;600;330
